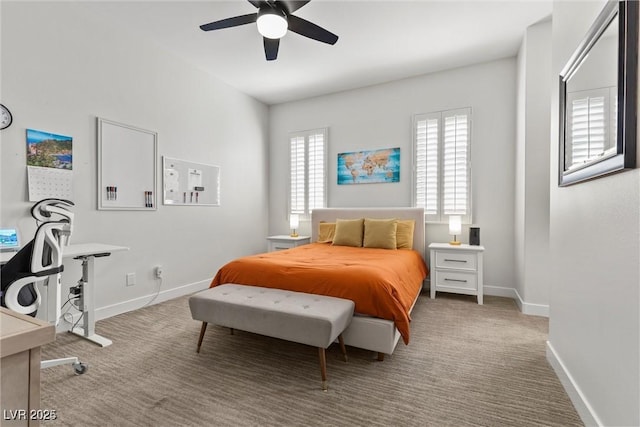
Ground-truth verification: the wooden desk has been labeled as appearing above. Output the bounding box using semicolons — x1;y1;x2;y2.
1;308;55;426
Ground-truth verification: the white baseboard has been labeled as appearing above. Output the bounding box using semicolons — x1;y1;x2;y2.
95;278;211;321
484;285;550;317
484;285;517;299
58;279;547;329
514;288;549;317
546;341;601;426
55;278;211;332
427;283;550;317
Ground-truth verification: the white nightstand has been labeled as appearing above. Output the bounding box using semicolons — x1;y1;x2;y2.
429;243;485;304
267;235;311;252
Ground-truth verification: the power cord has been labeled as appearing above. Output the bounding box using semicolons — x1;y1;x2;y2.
60;286;82;325
71;310;85;331
141;276;163;309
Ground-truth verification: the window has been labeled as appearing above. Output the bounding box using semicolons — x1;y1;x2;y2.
413;108;471;223
566;88;617;170
289;128;327;217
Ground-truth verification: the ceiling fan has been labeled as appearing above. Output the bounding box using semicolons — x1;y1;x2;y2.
200;0;339;61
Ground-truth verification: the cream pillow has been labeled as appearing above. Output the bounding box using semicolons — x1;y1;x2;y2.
317;222;336;243
396;219;415;249
332;218;364;247
363;218;398;249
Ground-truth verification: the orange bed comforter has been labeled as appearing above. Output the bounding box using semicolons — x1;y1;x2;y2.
210;243;428;344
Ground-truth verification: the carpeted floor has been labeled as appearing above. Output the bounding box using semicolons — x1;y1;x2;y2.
40;292;583;426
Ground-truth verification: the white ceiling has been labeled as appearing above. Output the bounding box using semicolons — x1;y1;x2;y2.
78;0;552;105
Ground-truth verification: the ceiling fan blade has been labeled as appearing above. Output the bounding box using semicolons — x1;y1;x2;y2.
264;37;280;61
247;0;263;8
276;1;310;14
287;15;338;45
200;13;257;31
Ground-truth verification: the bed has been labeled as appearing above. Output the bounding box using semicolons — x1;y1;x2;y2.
210;207;427;358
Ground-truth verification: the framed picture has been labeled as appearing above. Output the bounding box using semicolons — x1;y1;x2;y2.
337;147;400;185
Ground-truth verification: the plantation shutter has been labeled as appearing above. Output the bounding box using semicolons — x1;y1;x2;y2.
442;109;470;216
414;113;440;219
609;89;617;148
570;96;606;166
566;88;613;170
307;132;325;211
289;129;327;217
414;108;471;223
289;136;306;215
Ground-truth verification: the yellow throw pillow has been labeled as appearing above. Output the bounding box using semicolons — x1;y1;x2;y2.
332;218;364;247
363;218;398;249
317;222;336;243
396;219;415;249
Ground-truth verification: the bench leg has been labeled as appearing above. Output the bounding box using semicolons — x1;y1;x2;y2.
377;352;385;362
318;347;328;391
338;334;348;362
197;322;208;353
230;328;234;335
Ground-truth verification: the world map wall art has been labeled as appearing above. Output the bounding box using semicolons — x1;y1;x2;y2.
337;147;400;185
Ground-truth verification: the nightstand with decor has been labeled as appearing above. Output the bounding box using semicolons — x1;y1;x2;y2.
429;242;485;304
267;235;311;252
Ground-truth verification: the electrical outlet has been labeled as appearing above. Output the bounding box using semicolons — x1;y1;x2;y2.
126;272;136;286
155;266;163;279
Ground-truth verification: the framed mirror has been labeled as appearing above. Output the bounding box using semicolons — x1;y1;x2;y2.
559;0;637;186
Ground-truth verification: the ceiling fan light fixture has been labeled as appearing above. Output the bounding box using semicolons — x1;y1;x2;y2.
257;8;288;39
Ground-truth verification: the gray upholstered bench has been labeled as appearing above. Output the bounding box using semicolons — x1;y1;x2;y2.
189;284;355;390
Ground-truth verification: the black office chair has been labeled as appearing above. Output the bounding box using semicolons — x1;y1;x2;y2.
0;199;88;374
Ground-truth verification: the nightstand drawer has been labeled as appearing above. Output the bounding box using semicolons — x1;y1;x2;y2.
435;251;477;271
434;271;477;291
270;241;296;251
266;235;311;252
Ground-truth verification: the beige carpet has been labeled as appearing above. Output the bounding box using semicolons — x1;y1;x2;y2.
40;292;582;426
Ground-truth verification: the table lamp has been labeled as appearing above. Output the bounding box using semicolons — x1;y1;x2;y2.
290;214;299;237
449;215;462;246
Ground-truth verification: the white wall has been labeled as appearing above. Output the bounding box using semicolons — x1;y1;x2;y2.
515;20;552;316
269;58;518;292
0;2;269;324
547;1;640;425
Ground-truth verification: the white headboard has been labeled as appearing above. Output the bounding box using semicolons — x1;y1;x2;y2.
311;207;425;256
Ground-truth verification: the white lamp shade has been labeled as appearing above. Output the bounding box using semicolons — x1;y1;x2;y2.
257;12;288;39
289;214;299;229
449;215;462;235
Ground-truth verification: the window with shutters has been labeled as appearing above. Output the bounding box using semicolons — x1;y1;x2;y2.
289;128;327;218
413;108;471;223
565;88;617;170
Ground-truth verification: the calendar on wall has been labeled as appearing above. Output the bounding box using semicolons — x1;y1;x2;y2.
27;165;73;201
25;128;73;202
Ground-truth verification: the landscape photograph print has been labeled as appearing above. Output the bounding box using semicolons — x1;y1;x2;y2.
26;128;73;169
